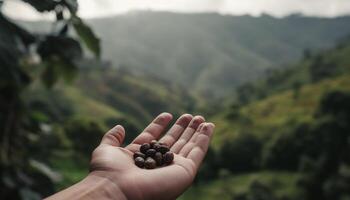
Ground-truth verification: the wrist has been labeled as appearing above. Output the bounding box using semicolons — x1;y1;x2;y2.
82;174;128;200
45;173;127;200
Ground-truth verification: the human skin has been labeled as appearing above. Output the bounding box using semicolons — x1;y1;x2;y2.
45;113;215;200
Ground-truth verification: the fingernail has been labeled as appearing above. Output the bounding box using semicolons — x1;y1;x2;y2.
190;116;205;128
202;123;214;132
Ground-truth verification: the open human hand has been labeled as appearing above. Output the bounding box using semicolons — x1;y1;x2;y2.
46;113;215;200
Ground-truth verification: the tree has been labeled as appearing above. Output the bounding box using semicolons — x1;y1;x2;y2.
262;124;309;170
299;91;350;200
309;55;337;82
0;1;100;199
292;81;302;100
220;133;262;172
64;118;103;159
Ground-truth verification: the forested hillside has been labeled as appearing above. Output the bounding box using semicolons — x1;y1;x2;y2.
21;12;350;98
27;67;193;144
181;35;350;200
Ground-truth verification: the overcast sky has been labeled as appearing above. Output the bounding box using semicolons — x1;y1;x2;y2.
3;0;350;20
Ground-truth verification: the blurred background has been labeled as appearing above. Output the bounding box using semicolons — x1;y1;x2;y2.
1;0;350;199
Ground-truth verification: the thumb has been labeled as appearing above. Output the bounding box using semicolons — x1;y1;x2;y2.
100;125;125;146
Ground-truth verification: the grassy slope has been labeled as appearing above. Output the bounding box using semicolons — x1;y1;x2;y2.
212;41;350;147
246;41;350;101
75;68;193;126
212;74;350;147
62;87;122;124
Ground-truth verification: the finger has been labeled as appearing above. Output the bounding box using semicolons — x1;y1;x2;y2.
178;123;204;157
131;112;173;145
170;116;205;154
187;123;215;169
159;114;193;147
189;123;205;143
100;125;125;147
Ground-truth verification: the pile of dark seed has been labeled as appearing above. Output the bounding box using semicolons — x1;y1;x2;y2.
134;140;174;169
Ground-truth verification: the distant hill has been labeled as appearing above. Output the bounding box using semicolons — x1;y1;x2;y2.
20;12;350;99
234;36;350;104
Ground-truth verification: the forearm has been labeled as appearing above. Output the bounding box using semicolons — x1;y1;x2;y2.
45;174;127;200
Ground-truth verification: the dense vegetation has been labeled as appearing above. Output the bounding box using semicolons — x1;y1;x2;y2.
1;1;350;199
0;0;101;198
181;36;350;200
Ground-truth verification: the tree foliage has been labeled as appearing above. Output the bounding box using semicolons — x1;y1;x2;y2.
0;0;100;199
220;133;262;172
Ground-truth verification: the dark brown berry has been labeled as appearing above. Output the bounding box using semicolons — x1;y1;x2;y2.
140;143;151;154
150;140;157;148
163;152;174;165
153;143;161;151
154;152;163;166
145;157;157;169
146;149;156;157
134;157;145;168
159;145;170;154
133;151;146;159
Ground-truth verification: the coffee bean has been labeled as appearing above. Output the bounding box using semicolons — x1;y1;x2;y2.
159;145;170;154
133;151;146;159
153;143;161;151
134;157;145;168
145;157;157;169
134;142;174;169
146;149;156;157
150;140;157;148
163;152;174;165
154;152;163;166
140;143;151;154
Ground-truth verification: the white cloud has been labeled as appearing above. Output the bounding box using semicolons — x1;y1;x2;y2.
3;0;350;20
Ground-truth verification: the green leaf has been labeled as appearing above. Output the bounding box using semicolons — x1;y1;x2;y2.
38;36;81;87
41;56;78;88
37;35;82;61
58;60;78;83
72;17;101;58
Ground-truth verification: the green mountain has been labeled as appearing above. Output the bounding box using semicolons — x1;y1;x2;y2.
91;12;350;97
21;12;350;99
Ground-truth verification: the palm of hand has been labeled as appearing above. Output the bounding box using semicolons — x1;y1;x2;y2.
89;113;215;200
